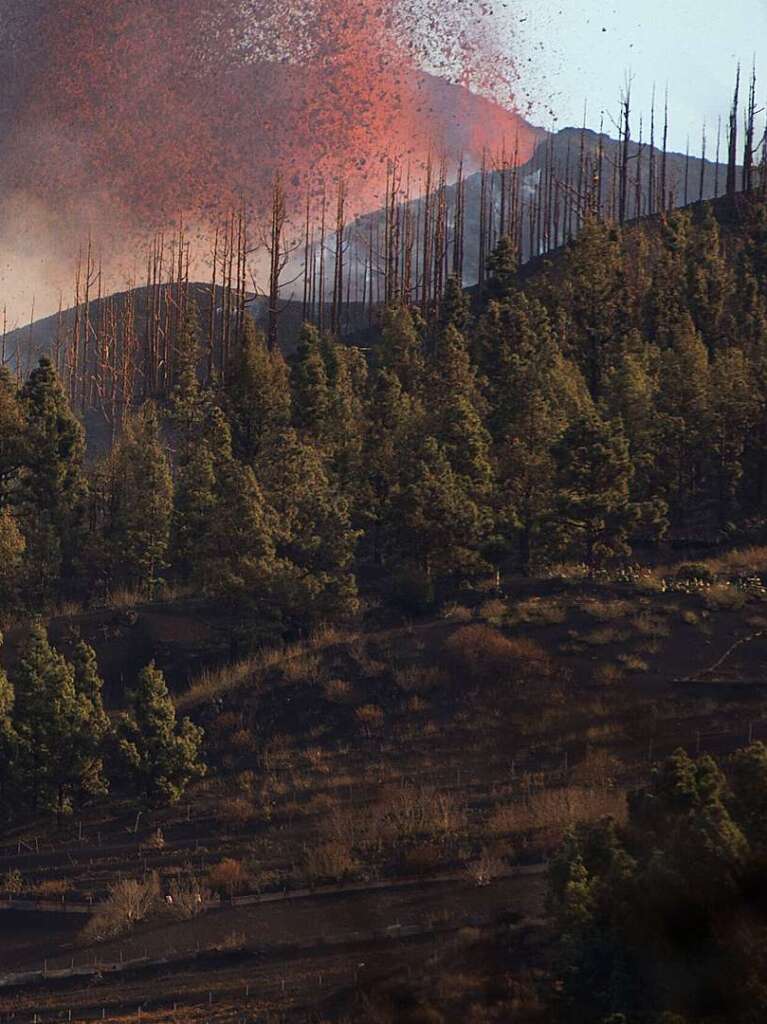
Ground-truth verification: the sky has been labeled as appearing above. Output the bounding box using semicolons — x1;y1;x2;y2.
509;1;766;153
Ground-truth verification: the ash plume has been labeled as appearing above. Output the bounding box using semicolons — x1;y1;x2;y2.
0;1;535;321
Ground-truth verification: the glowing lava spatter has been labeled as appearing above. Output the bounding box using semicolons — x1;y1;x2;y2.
0;0;537;318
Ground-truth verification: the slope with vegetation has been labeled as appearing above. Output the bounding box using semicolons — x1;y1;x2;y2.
2;193;767;1021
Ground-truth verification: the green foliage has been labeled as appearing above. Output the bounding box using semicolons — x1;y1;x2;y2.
108;404;174;593
12;623;108;815
548;746;767;1024
226;316;291;462
387;436;487;577
119;662;204;805
18;357;88;602
553;412;640;571
258;429;359;623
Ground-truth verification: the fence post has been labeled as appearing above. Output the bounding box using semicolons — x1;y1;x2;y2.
696;732;701;756
749;721;754;744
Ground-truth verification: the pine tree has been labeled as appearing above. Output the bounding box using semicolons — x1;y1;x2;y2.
71;640;111;802
169;300;203;436
0;662;16;815
686;204;731;353
119;662;204;805
225;315;291;463
13;623;107;815
290;323;330;436
490;297;591;572
361;368;423;565
175;404;280;605
438;274;471;334
109;403;173;593
600;340;662;502
257;429;359;623
561;218;627;397
0;507;25;613
485;234;518;300
646;209;693;347
18;357;88;602
319;338;368;494
0;367;25;505
553;412;640;573
709;347;759;528
655;318;712;529
387;436;486;577
378;303;425;394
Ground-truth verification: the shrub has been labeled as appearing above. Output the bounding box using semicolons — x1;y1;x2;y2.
167;873;210;918
81;874;162;942
324;677;353;702
617;654;649;672
675;562;716;584
703;582;747;611
592;663;624;687
304;839;359;881
393;665;446;693
372;785;466;843
570;748;622;788
208;858;250;897
355;703;385;735
217;796;256;825
446;625;553;683
489;786;626;837
2;869;23;894
35;878;72;898
631;613;670;638
467;848;506;886
509;597;568;627
440;602;474;622
581;598;634;621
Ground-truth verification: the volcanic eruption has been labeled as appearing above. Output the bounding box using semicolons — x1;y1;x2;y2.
0;0;536;321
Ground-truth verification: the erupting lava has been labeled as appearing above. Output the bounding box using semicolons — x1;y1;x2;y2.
0;0;537;318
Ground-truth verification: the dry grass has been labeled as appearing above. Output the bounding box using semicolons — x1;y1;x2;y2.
35;878;72;898
703;583;748;611
355;703;385;734
208;858;250;897
466;848;507;886
488;786;626;836
617;653;649;673
581;626;629;647
393;664;447;693
303;839;360;881
580;598;635;621
477;598;508;625
441;602;474;622
446;625;554;684
179;628;358;710
216;796;256;825
508;596;568;627
592;663;625;687
631;613;671;638
178;656;262;710
697;546;767;576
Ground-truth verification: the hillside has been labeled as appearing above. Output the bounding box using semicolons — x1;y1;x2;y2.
2;178;767;1022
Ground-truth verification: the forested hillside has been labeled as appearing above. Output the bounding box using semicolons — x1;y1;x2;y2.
3;191;767;1022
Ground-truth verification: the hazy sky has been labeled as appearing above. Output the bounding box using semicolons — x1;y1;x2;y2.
510;1;766;153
